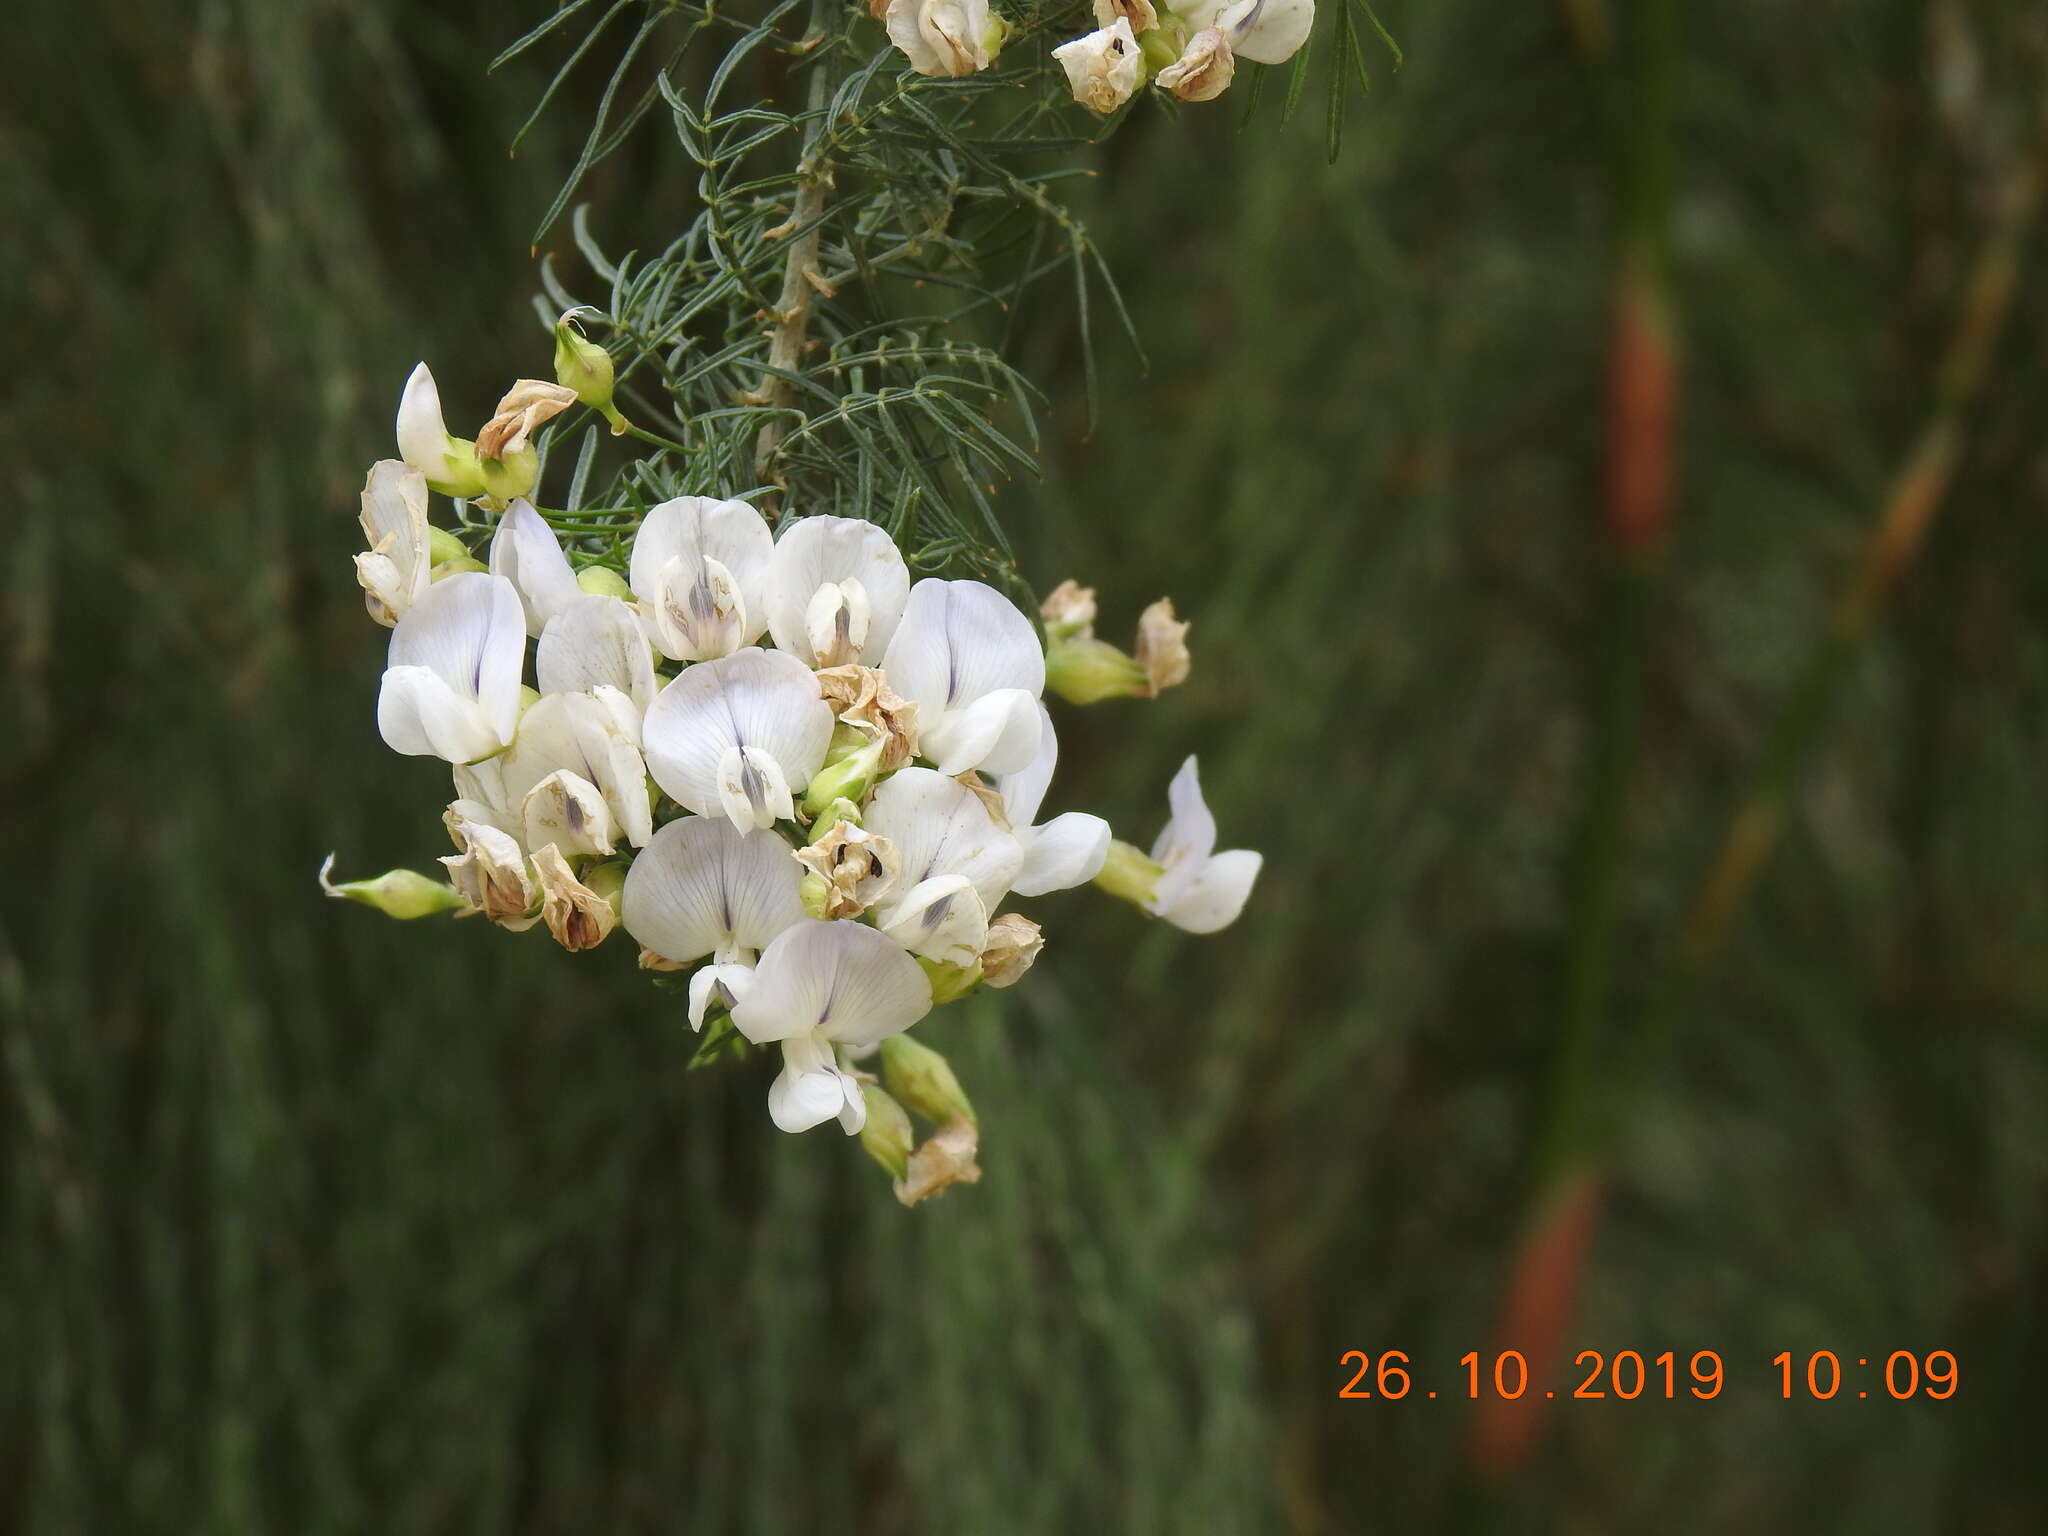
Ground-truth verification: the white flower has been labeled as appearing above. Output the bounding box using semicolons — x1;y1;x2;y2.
489;499;583;638
354;460;432;627
1176;0;1313;66
622;816;809;1029
1052;19;1141;114
730;920;933;1135
395;362;485;499
863;767;1023;966
764;515;911;669
490;690;656;850
376;571;526;763
1155;26;1235;101
878;579;1045;776
1148;756;1261;932
628;495;774;662
641;647;835;833
536;593;659;720
994;704;1112;896
884;0;1007;79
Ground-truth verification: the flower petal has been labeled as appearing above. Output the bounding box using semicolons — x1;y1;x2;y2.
498;692;654;848
1013;811;1111;897
641;648;833;822
1148;755;1218;911
1192;0;1314;65
377;665;501;762
620;816;807;965
519;768;616;859
995;702;1058;829
536;593;658;715
1160;849;1262;934
687;961;757;1032
356;460;430;625
765;515;911;666
628;496;774;655
919;687;1043;776
877;874;987;967
767;1035;865;1134
731;919;932;1048
396;362;452;473
879;579;1045;715
863;767;1022;915
386;571;526;750
490;499;583;637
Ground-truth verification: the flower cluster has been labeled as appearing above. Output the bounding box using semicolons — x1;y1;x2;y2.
327;342;1259;1202
880;0;1313;113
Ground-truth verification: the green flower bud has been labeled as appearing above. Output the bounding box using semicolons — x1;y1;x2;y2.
553;312;632;436
317;855;463;919
915;955;984;1006
880;1034;977;1129
576;565;635;601
859;1084;916;1180
1137;27;1182;73
430;555;489;581
427;527;470;566
476;445;537;509
1044;635;1148;704
801;740;884;818
806;798;864;838
1092;838;1164;909
582;859;629;920
800;871;832;920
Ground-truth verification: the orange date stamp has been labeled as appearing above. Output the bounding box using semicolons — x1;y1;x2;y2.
1337;1349;1959;1401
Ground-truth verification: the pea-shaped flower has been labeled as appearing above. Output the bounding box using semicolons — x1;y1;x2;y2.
354;460;432;627
994;705;1112;896
536;594;659;721
764;514;911;669
730;920;934;1134
489;499;583;638
641;648;835;832
628;495;775;662
878;579;1045;776
622;816;810;1029
1148;756;1261;932
1177;0;1313;66
863;767;1023;966
376;571;526;764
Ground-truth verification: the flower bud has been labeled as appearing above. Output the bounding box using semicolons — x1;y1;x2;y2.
1092;838;1164;908
317;854;463;919
576;565;635;601
1045;635;1148;704
915;955;985;1005
427;527;470;566
859;1084;916;1180
801;738;886;818
1053;19;1143;115
800;872;833;919
431;555;490;581
880;1034;978;1128
978;913;1043;988
475;445;538;509
553;312;632;435
396;363;489;500
581;858;629;920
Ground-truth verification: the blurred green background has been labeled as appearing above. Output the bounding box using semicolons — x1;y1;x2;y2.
6;1;2047;1531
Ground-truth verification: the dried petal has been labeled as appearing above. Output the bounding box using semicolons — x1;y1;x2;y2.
476;379;579;461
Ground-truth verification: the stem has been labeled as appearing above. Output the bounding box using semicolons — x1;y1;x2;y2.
750;12;838;507
1627;125;2047;1079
